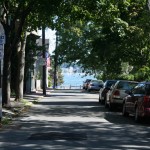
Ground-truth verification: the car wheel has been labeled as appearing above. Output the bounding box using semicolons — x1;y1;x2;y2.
122;103;129;117
135;107;141;123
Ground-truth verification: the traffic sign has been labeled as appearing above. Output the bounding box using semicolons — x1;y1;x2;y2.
0;44;4;60
0;23;5;120
0;44;3;49
0;51;4;60
0;35;5;44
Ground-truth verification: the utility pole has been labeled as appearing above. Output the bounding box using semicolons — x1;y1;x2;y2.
53;52;58;89
53;31;58;89
42;26;46;95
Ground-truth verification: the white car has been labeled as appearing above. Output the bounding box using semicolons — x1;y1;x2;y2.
105;80;138;110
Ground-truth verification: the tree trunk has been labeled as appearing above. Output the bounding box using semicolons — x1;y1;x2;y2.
2;18;26;105
15;32;27;101
2;23;12;107
2;45;11;107
1;1;33;106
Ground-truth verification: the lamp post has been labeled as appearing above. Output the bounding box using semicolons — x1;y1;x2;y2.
42;26;46;95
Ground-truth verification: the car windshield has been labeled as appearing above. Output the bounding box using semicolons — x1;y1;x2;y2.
105;80;117;88
85;79;91;83
117;81;138;90
91;80;103;84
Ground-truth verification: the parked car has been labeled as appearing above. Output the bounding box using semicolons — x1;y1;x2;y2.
83;79;92;90
105;80;138;110
87;80;104;92
122;81;150;122
99;80;117;104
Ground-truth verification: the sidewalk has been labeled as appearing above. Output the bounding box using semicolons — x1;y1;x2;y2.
1;88;79;128
1;89;49;128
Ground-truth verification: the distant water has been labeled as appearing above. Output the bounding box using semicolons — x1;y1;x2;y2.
60;73;96;86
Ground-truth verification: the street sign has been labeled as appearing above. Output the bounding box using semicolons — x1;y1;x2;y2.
0;23;5;120
0;44;4;60
0;51;4;60
0;35;5;44
0;44;3;49
0;23;5;45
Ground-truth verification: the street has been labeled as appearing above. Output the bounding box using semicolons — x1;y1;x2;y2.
0;89;150;150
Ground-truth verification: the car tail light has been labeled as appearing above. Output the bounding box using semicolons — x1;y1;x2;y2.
144;96;150;103
113;90;120;98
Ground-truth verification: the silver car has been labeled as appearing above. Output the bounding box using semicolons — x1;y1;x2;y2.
87;80;104;92
106;80;138;110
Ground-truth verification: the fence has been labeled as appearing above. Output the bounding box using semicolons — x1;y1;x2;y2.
57;85;83;90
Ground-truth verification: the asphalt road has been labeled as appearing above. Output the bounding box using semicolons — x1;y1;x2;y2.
1;89;150;150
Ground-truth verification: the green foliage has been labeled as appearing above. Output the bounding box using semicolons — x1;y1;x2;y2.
20;99;32;106
134;66;150;81
53;0;150;81
1;117;12;125
1;0;150;103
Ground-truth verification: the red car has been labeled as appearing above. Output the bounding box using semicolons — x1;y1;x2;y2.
122;81;150;122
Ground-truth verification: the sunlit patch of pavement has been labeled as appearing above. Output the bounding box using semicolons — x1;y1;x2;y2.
21;115;111;123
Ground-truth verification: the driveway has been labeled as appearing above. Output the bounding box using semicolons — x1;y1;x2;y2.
0;89;150;150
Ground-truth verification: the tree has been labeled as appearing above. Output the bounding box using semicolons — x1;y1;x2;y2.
0;0;63;106
1;0;91;105
52;0;150;81
1;0;150;107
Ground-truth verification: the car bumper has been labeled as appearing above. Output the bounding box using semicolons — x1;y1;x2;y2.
88;87;101;91
110;98;123;105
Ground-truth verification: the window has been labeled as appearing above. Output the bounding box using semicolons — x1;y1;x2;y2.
117;81;138;90
132;83;145;94
145;84;150;95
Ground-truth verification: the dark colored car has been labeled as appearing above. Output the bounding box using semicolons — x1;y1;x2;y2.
99;80;117;104
106;80;139;110
122;81;150;122
83;79;92;90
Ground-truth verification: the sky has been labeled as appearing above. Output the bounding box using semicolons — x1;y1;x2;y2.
38;28;56;54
